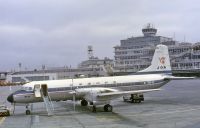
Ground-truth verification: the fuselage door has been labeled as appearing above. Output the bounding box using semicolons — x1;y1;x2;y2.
34;84;41;97
41;84;48;97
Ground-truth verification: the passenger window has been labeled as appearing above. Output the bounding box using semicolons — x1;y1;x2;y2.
28;87;32;91
25;87;29;91
21;87;25;90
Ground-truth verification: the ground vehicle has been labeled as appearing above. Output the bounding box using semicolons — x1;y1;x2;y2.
123;94;144;103
0;105;10;116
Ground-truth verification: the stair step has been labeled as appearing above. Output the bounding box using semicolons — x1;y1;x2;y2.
42;94;54;116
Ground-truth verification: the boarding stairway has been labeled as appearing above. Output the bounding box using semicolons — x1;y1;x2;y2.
40;89;54;116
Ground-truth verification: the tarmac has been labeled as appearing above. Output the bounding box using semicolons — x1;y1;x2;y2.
0;79;200;128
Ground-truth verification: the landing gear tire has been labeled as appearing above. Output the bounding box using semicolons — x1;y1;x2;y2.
131;100;141;103
26;110;31;115
123;96;128;102
81;99;88;106
104;104;113;112
92;106;96;113
6;110;10;116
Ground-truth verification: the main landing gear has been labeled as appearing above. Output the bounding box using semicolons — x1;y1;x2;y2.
92;106;96;112
81;99;113;113
123;94;144;103
91;104;113;112
81;99;88;106
104;104;113;112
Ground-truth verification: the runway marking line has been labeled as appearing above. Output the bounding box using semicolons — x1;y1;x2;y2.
0;117;6;125
96;116;121;122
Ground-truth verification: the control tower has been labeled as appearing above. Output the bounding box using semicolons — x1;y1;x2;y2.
142;23;157;37
88;45;94;60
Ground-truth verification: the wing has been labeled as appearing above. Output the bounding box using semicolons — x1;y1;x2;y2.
96;89;161;100
74;88;161;103
164;76;195;80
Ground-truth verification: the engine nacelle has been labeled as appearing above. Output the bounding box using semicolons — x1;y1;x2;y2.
75;88;117;105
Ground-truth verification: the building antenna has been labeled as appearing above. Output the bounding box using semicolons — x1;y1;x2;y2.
18;63;22;72
173;32;176;40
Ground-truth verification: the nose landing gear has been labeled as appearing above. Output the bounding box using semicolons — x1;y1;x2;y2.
25;105;31;115
26;110;31;115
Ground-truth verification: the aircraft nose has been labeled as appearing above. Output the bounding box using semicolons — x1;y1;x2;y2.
7;94;14;103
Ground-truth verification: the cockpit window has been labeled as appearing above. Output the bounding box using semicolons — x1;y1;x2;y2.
21;86;33;91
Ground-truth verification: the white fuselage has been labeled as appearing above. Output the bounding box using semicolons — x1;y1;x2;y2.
12;74;169;104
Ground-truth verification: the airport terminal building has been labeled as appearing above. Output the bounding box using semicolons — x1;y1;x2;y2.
114;24;200;73
5;24;200;83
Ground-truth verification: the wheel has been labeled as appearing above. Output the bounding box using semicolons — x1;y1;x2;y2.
140;95;144;101
132;100;141;103
131;100;135;103
81;99;88;106
104;104;113;112
26;110;31;115
92;106;96;113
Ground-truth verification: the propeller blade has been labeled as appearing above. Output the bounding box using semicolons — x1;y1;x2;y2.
73;93;75;111
13;103;15;115
9;86;12;92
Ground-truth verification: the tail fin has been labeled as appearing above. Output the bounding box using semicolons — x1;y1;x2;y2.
139;44;172;75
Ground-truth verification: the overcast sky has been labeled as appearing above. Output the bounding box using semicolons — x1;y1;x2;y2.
1;0;200;71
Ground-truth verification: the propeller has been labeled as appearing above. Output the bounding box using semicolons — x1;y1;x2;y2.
9;85;12;92
71;78;76;111
72;91;76;111
7;84;15;114
12;103;16;114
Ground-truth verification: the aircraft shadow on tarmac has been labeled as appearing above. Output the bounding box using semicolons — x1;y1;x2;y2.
29;101;147;127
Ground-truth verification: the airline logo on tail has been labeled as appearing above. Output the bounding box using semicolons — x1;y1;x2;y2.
157;57;166;69
159;57;165;64
138;44;171;74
